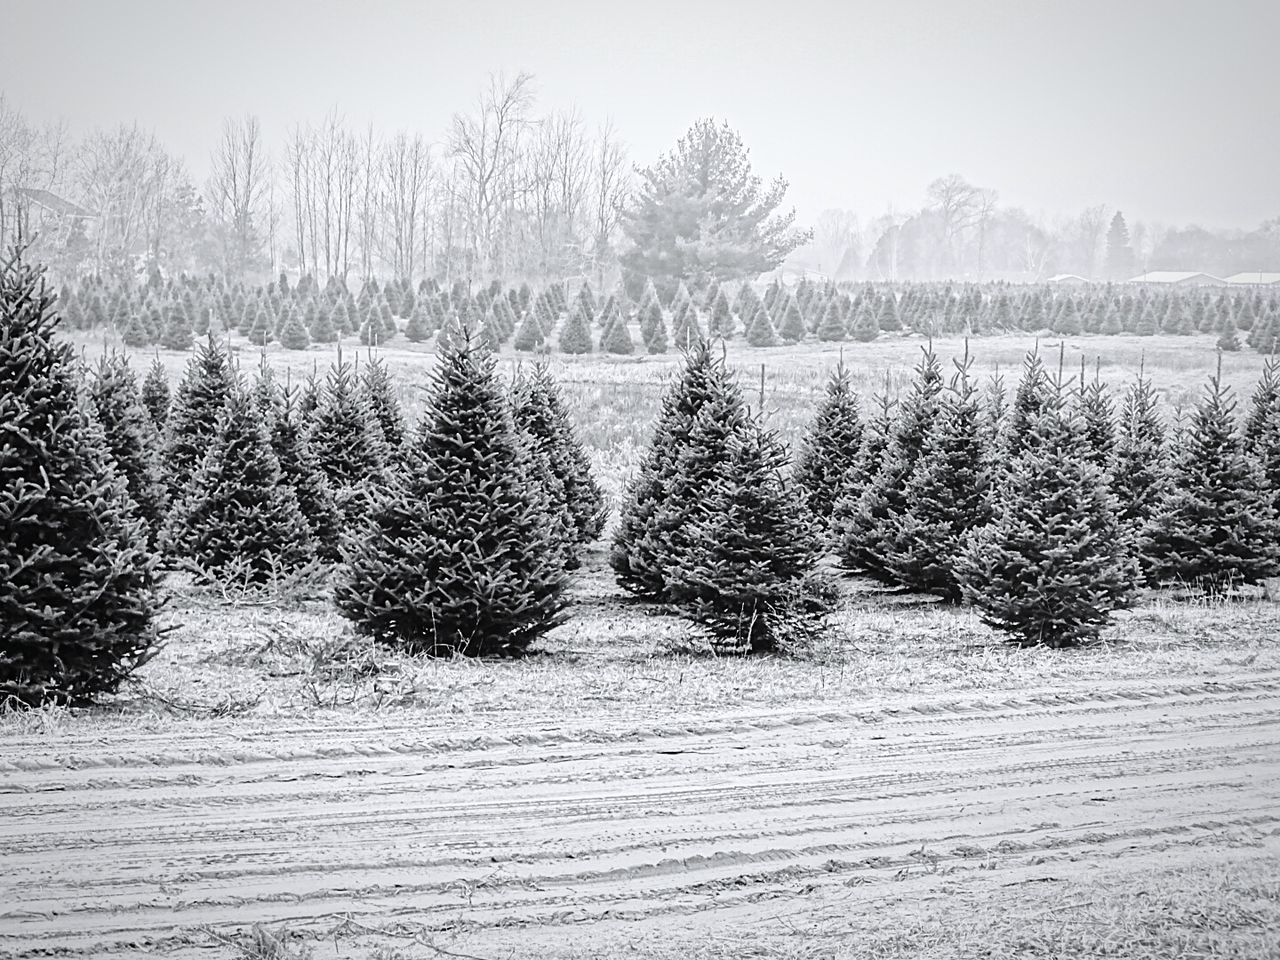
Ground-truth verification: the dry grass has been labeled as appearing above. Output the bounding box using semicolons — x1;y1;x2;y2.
5;544;1277;741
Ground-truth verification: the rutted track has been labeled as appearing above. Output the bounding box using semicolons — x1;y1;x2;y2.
3;673;1279;957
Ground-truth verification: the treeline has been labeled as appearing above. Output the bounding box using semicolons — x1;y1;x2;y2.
5;251;1280;706
51;269;1280;356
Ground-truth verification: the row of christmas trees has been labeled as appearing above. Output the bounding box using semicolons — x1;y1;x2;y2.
57;267;1280;356
5;244;1280;705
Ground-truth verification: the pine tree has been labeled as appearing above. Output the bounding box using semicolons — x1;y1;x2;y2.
1077;363;1116;470
336;331;568;656
880;347;992;600
121;309;152;347
778;295;806;343
164;384;314;584
310;302;338;343
816;297;847;341
612;341;743;599
647;309;669;354
254;373;342;561
245;303;274;346
514;310;544;351
1004;349;1051;460
745;304;778;347
161;335;235;501
511;363;607;562
160;303;195;351
834;345;944;579
88;352;168;545
1112;367;1168;543
708;287;735;339
1244;357;1280;503
666;415;826;653
603;312;635;354
360;355;406;452
850;302;880;342
0;252;159;704
140;356;170;432
1217;315;1240;352
956;382;1136;647
559;302;593;354
1141;361;1280;588
279;308;311;349
795;362;863;530
308;352;390;524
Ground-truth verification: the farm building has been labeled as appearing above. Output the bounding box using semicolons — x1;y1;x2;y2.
1126;271;1227;286
1224;272;1280;287
1047;273;1090;284
6;187;97;245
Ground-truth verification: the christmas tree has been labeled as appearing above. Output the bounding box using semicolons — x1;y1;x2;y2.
308;351;390;523
336;330;568;656
161;334;235;501
360;355;406;452
1244;357;1280;503
164;383;315;584
140;355;171;432
794;361;863;530
778;294;806;343
834;344;943;579
882;346;992;600
745;304;778;347
88;352;169;545
611;341;742;599
666;414;826;653
956;377;1136;647
511;362;607;551
1112;366;1168;545
280;308;311;349
1141;359;1280;588
558;301;593;354
0;251;159;704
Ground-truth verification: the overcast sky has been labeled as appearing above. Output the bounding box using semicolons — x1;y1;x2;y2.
5;0;1278;230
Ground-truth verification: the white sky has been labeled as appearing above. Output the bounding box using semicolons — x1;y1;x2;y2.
5;0;1278;229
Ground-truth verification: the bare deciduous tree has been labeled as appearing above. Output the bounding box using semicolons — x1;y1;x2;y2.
207;115;272;279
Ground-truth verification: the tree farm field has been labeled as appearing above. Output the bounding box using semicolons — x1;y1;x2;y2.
4;331;1280;960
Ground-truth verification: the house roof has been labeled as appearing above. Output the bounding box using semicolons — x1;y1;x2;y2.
11;187;97;219
1126;271;1225;284
1224;272;1280;285
1047;274;1089;283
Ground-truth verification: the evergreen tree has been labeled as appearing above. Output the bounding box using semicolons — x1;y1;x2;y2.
611;341;742;599
1077;363;1116;470
647;309;669;354
745;304;778;347
1141;361;1280;588
666;414;826;653
1112;367;1168;543
511;363;607;553
778;295;806;343
245;303;274;346
1217;315;1241;352
882;347;992;600
336;331;568;656
1105;212;1135;281
708;287;736;339
160;303;194;351
834;345;944;579
140;356;170;432
121;309;152;347
559;302;593;354
404;303;432;343
280;308;311;349
794;362;863;530
0;252;159;704
256;374;342;561
956;382;1136;647
1244;357;1280;502
164;384;314;584
1004;349;1051;460
850;302;880;342
88;352;168;545
360;355;406;452
816;297;847;341
308;352;390;523
514;310;544;351
602;312;635;354
161;334;235;501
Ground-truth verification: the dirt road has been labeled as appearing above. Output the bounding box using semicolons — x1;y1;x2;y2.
3;671;1279;958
